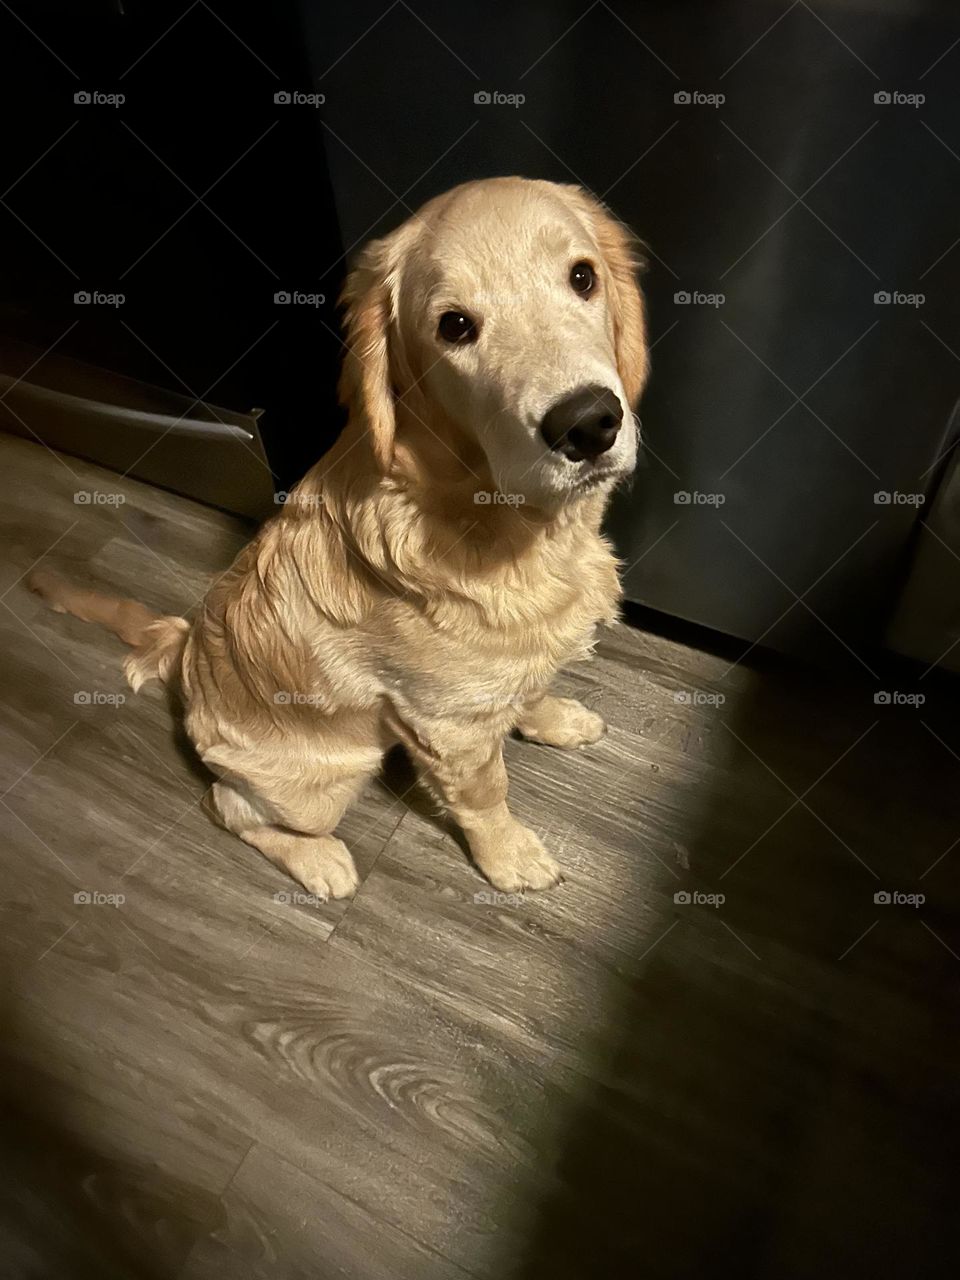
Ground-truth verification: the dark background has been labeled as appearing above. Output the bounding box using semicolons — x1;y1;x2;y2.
0;0;344;486
2;0;960;659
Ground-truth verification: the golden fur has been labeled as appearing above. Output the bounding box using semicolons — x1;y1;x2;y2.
30;177;649;899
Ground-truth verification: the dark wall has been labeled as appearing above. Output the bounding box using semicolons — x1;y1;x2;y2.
0;0;345;487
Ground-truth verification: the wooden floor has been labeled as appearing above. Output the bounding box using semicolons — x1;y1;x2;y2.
1;431;958;1279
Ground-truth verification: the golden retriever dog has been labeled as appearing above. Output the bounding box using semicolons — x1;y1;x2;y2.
30;177;649;900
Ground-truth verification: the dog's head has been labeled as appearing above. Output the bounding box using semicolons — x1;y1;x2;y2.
339;177;648;508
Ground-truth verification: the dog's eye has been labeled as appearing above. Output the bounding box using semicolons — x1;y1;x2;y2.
569;261;596;298
437;311;479;344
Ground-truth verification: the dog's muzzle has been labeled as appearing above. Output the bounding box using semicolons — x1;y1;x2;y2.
539;384;623;463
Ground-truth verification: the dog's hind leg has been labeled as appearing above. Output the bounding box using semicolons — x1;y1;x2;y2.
207;773;366;902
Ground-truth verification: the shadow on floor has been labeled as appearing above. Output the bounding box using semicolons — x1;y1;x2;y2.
0;992;197;1280
512;651;960;1279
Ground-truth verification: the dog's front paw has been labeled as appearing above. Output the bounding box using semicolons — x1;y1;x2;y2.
516;695;606;749
294;836;360;901
474;821;561;893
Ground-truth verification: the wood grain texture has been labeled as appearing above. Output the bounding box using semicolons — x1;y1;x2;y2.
0;432;958;1278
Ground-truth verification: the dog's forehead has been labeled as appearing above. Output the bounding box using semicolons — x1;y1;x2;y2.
418;185;592;287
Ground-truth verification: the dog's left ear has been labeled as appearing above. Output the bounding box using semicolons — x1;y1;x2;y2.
566;188;649;408
338;237;400;472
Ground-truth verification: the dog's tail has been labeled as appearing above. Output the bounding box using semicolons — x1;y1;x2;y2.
27;567;189;692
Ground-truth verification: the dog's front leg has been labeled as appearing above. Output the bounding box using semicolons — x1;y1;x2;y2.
424;738;561;892
515;693;606;749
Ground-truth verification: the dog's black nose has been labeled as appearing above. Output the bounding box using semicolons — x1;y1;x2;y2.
539;385;623;462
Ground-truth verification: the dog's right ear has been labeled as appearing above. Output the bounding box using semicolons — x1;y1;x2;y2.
338;238;398;471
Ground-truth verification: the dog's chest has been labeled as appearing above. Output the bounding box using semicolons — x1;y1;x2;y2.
375;548;619;714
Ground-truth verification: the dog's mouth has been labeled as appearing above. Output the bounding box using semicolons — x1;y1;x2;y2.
567;461;623;491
